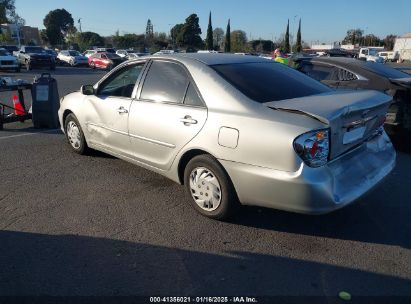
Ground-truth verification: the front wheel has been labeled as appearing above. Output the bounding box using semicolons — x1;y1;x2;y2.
64;114;89;155
25;61;31;71
184;154;238;220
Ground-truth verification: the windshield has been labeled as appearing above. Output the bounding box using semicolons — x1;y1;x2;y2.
25;47;45;54
69;51;81;56
0;49;10;56
211;62;331;103
369;49;379;56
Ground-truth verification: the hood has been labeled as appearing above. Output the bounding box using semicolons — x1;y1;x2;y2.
264;90;392;159
0;55;17;60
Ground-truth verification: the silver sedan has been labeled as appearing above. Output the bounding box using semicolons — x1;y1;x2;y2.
58;54;396;219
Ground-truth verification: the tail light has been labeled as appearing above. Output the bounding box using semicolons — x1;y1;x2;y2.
293;129;330;168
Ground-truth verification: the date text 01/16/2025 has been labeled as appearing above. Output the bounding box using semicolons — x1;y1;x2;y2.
149;297;258;303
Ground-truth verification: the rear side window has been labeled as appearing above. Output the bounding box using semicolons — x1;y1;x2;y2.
212;62;331;103
140;61;189;104
300;63;335;81
184;82;204;107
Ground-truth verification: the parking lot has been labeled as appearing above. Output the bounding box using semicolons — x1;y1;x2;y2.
0;67;411;300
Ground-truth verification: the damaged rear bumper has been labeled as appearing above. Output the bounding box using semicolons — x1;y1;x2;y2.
220;131;396;214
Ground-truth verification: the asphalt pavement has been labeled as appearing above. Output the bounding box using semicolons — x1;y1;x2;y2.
0;67;410;301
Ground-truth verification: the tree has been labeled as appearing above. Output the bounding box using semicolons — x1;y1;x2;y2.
0;0;24;24
113;33;145;49
294;18;302;53
231;30;248;52
0;30;13;43
284;19;290;53
206;12;213;50
362;34;382;46
250;39;274;53
181;14;202;48
342;29;364;45
171;23;184;47
170;14;202;48
224;19;231;52
383;34;397;51
75;31;105;51
213;27;224;50
43;9;74;46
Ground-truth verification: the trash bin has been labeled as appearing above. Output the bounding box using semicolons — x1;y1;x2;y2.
31;73;60;128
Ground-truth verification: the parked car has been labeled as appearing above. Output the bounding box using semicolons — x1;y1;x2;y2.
83;50;98;58
116;49;148;59
58;54;395;219
1;45;19;56
358;47;384;63
58;50;89;66
294;57;411;141
88;52;124;70
0;48;20;72
44;49;58;60
378;51;399;62
15;46;55;71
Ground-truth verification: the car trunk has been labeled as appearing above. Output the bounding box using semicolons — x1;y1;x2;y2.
264;90;392;159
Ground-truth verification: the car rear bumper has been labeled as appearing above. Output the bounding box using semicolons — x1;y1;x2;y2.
220;131;396;214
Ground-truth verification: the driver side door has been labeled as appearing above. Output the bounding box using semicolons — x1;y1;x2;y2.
84;61;147;155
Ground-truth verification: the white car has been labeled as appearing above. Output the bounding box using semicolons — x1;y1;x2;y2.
0;48;19;72
58;50;89;66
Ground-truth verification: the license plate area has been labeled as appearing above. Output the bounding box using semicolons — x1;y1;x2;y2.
343;126;366;145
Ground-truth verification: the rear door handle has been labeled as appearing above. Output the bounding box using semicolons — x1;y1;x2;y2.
117;106;128;114
180;115;197;125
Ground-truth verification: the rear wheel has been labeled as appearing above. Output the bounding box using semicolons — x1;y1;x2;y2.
25;60;31;71
90;61;95;69
184;154;238;220
64;114;89;155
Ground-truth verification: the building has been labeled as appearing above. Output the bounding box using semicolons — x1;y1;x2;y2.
310;42;356;51
394;33;411;61
0;24;41;46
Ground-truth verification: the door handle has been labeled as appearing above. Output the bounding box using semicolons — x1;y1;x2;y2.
117;106;128;114
180;115;197;125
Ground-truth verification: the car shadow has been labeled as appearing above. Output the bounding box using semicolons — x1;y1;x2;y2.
0;230;410;299
229;151;411;250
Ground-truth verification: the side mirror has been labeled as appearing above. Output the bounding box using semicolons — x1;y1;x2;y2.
81;84;95;95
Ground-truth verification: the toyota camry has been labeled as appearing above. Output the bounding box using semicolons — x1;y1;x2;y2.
58;54;396;219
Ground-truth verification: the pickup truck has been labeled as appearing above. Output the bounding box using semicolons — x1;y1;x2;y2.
358;47;384;63
15;46;56;71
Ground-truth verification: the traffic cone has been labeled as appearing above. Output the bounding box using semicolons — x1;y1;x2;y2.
12;94;25;116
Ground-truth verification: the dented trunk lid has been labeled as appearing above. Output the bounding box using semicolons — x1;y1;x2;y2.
264;90;392;159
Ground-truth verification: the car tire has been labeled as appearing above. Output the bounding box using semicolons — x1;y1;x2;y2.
25;61;31;71
184;154;238;220
64;113;89;155
90;62;95;69
15;66;20;73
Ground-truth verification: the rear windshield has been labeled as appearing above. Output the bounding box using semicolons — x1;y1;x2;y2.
106;53;121;59
211;62;331;103
363;62;410;79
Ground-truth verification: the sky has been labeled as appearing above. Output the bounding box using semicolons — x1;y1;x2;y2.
16;0;411;44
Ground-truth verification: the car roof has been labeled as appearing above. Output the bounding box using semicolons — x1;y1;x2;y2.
151;53;269;66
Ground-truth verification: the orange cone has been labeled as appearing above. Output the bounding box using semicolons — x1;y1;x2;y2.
12;95;25;116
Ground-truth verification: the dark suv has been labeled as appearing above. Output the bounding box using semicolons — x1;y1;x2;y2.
16;46;56;71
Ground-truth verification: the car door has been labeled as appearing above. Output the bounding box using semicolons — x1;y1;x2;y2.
128;59;207;171
84;61;147;154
